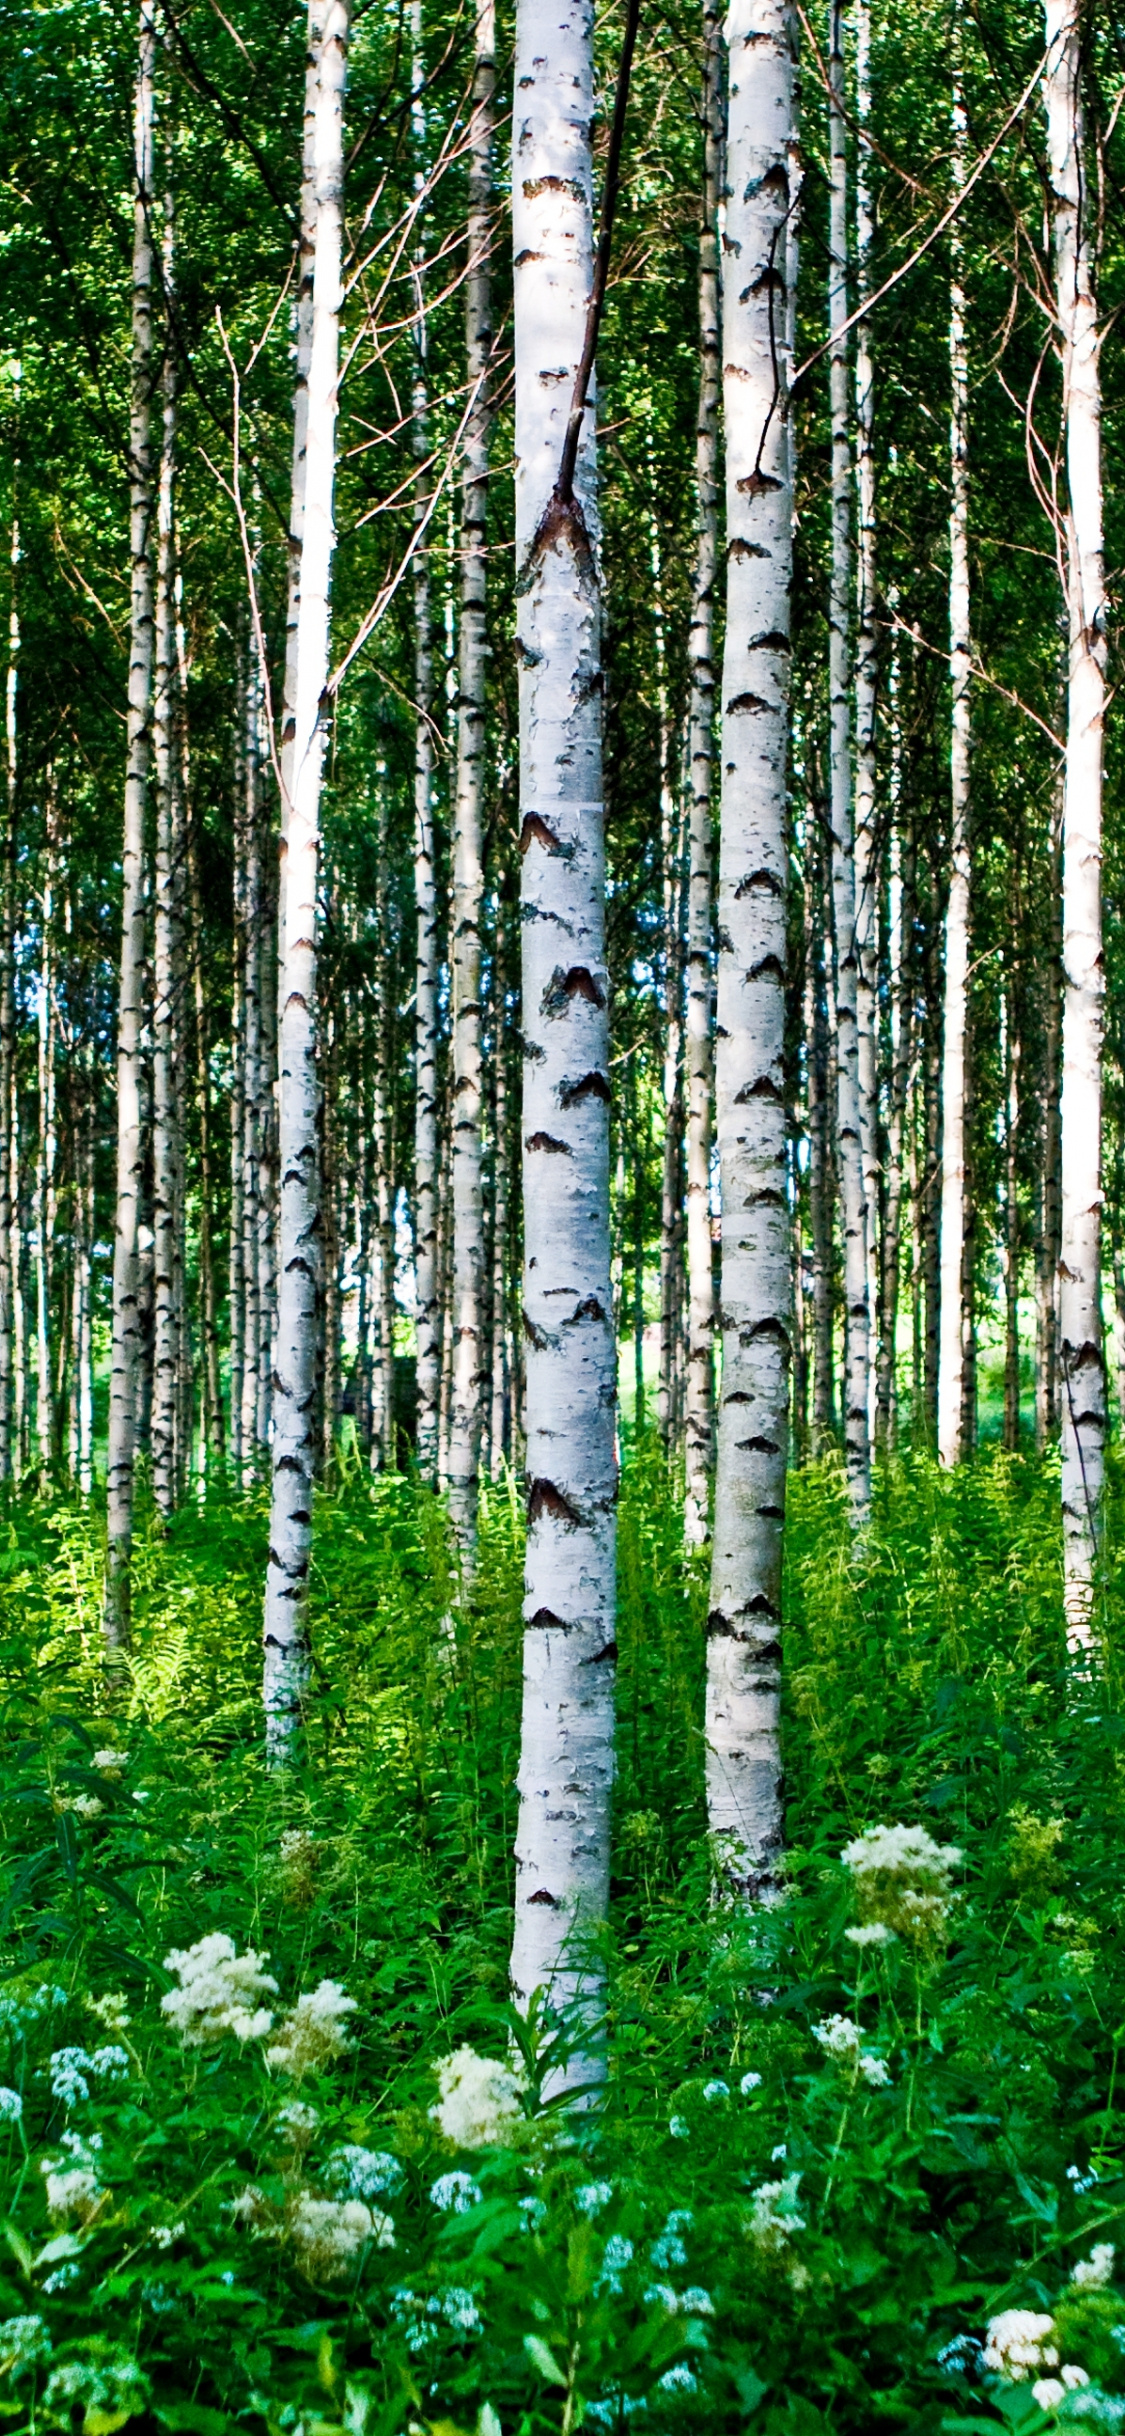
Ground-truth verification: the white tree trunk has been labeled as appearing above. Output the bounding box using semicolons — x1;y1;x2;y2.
705;0;794;1896
105;0;157;1653
826;0;870;1516
448;0;495;1554
152;228;183;1520
683;0;721;1547
937;37;972;1470
1045;0;1106;1640
0;380;18;1488
279;0;323;834
33;780;56;1476
410;15;440;1485
507;0;615;2052
853;0;879;1439
262;0;348;1756
489;895;510;1478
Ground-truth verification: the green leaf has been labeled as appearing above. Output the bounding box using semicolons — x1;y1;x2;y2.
0;2221;32;2279
523;2334;567;2387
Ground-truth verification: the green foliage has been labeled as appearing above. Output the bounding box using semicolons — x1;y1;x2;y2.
0;1454;1124;2432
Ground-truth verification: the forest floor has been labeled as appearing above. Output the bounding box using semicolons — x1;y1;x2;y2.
0;1445;1123;2434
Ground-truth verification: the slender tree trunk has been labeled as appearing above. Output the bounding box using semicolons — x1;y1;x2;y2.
240;629;264;1484
186;815;224;1468
705;0;794;1896
488;892;510;1478
1004;995;1021;1450
683;0;721;1541
262;0;348;1755
0;386;18;1488
105;0;157;1652
279;0;323;831
411;8;440;1485
1036;783;1063;1449
651;463;684;1458
937;38;971;1469
876;794;913;1446
922;917;941;1439
853;0;880;1444
448;0;494;1553
508;0;615;2048
808;812;835;1447
1045;0;1107;1639
826;0;870;1518
34;780;57;1475
152;227;183;1521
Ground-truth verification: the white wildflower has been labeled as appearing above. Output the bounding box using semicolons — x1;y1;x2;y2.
389;2284;483;2352
518;2192;547;2231
748;2174;805;2257
596;2234;634;2296
429;2047;523;2150
44;2347;148;2422
576;2181;614;2216
87;1994;130;2033
150;2223;185;2251
161;1934;277;2047
59;1795;103;1821
845;1922;895;1947
983;2310;1058;2381
740;2071;763;2094
703;2079;729;2102
41;2139;103;2223
0;2087;21;2123
277;2102;319;2145
430;2170;481;2215
0;2315;50;2374
41;2263;80;2294
91;1751;129;1777
1034;2379;1065;2411
669;2114;690;2140
49;2049;92;2106
842;1823;962;1947
326;2145;403;2200
651;2210;692;2270
267;1980;356;2078
289;2195;392;2280
682;2287;714;2316
859;2053;890;2087
657;2364;697;2395
813;2014;863;2063
644;2282;679;2313
771;2143;787;2161
1072;2245;1116;2291
439;2286;482;2334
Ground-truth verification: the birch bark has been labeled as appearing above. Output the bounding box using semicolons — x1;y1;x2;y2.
33;780;57;1475
937;37;971;1469
152;230;182;1520
853;0;880;1437
507;0;615;2045
105;0;156;1652
0;380;17;1484
411;7;440;1484
826;0;870;1516
1045;0;1107;1638
705;0;794;1895
683;0;722;1545
262;0;348;1755
448;0;495;1552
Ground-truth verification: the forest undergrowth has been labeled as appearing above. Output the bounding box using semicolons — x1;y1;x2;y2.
1;1444;1125;2433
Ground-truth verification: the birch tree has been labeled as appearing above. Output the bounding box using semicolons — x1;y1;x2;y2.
448;0;495;1553
1045;0;1107;1638
937;32;972;1469
826;0;870;1516
853;0;880;1425
105;0;156;1654
262;0;349;1756
705;0;794;1895
507;0;618;2047
152;211;183;1520
683;0;722;1547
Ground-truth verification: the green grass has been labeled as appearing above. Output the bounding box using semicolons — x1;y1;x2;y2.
0;1446;1123;2433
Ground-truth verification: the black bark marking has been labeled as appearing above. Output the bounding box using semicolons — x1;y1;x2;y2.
522;1309;551;1348
523;174;586;200
734;1074;782;1103
520;810;567;856
750;629;790;652
737;466;783;494
737;1435;781;1454
528;1477;582;1524
726;692;771;715
529;1887;559;1905
559;1069;611;1108
583;1639;617;1665
527;1606;567;1631
525;1130;572;1154
541;963;606;1015
750;953;786;982
564;1294;607;1325
735;868;784;898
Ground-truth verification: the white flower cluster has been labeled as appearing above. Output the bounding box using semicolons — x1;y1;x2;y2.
91;1750;129;1777
984;2310;1059;2381
161;1935;277;2047
44;2345;148;2422
289;2195;393;2281
812;2014;890;2087
58;1795;103;1821
87;1993;130;2033
0;2087;22;2123
430;2171;481;2215
747;2173;805;2258
1072;2245;1116;2291
651;2210;692;2271
595;2234;634;2296
430;2047;523;2150
703;2079;729;2102
41;2131;104;2222
325;2146;403;2201
267;1980;356;2078
842;1823;962;1948
576;2180;614;2216
0;2315;50;2375
643;2282;714;2318
49;2045;130;2107
0;1985;65;2037
1030;2365;1091;2412
276;2102;319;2146
740;2071;763;2093
389;2284;483;2352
